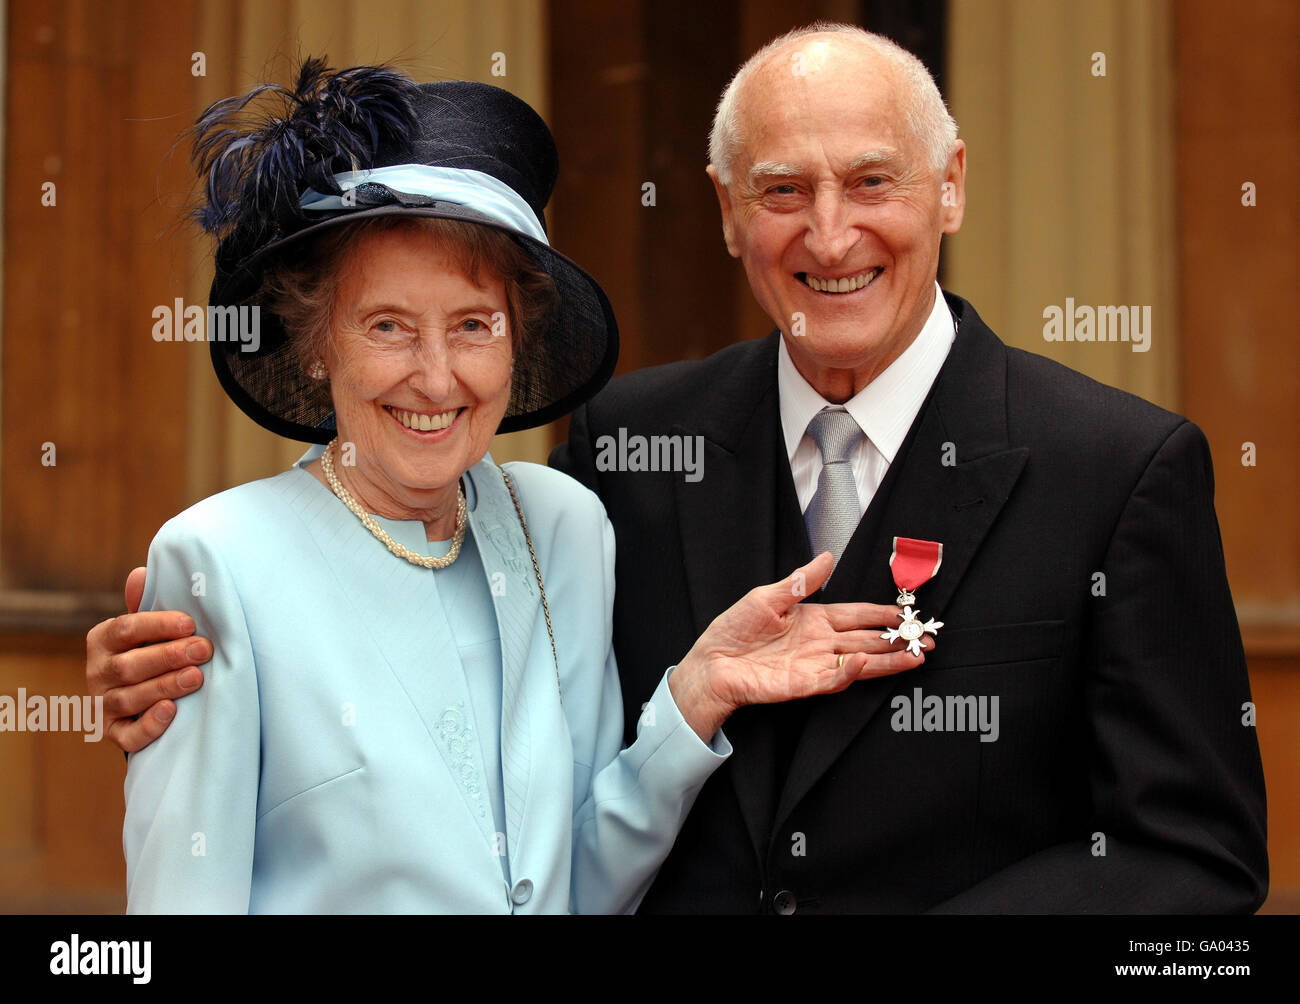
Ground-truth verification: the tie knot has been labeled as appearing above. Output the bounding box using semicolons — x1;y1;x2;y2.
806;408;863;464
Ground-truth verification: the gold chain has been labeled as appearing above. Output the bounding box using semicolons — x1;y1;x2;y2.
319;443;558;699
320;438;467;570
500;467;561;704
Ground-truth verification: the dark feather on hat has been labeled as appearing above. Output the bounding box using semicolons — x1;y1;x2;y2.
191;57;420;247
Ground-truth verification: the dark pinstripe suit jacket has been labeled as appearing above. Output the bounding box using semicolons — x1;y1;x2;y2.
551;291;1268;913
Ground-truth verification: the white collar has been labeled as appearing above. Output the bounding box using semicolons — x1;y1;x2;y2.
778;282;956;463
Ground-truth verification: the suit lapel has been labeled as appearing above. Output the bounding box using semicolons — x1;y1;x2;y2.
672;334;784;865
465;456;544;872
774;296;1030;830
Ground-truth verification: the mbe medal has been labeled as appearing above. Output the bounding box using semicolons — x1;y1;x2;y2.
880;537;944;657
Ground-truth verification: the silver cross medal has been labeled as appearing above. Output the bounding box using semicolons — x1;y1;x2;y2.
881;537;945;656
881;595;944;657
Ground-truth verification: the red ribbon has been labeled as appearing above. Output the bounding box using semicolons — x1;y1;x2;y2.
890;537;943;592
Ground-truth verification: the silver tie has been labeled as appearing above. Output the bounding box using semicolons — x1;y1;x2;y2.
803;408;865;568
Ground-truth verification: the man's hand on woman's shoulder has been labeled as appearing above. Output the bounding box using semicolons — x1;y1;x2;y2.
85;566;211;753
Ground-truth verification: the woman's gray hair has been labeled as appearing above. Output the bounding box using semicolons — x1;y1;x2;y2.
708;22;959;185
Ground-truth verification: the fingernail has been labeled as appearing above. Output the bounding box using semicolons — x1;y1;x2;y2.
155;705;174;723
186;642;208;662
178;615;195;634
179;667;202;690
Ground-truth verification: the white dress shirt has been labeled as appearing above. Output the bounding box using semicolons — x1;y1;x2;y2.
780;282;957;516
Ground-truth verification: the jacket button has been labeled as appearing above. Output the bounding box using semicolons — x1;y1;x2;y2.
510;879;533;905
773;890;796;915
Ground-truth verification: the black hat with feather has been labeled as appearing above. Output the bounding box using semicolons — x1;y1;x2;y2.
193;57;618;441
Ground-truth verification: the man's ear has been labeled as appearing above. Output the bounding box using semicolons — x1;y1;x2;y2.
706;164;740;258
939;140;966;236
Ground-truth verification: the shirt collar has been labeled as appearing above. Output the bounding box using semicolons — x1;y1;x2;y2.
778;281;956;463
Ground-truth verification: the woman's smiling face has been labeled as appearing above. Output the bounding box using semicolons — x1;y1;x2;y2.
324;224;514;514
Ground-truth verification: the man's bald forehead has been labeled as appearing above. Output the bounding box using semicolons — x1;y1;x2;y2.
710;23;957;184
742;33;896;92
730;33;904;135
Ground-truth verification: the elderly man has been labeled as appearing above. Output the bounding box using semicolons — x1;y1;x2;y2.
89;24;1266;913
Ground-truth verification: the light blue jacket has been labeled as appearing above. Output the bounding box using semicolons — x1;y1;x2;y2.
123;453;730;913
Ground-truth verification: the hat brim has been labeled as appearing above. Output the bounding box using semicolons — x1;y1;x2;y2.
209;202;618;443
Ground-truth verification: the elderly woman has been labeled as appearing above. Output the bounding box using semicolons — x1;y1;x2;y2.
112;60;926;913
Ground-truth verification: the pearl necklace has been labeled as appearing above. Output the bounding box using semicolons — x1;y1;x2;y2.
320;438;468;570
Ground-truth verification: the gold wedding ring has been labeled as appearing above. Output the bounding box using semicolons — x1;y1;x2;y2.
837;654;845;670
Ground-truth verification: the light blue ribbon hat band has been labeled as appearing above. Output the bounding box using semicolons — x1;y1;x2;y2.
299;164;549;245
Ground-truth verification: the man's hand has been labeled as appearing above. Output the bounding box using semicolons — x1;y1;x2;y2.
86;566;211;753
670;552;929;740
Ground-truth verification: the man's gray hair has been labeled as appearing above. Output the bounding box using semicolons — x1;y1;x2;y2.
709;22;959;185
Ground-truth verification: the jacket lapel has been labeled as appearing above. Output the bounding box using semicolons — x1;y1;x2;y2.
672;334;784;865
773;295;1030;830
290;473;498;850
465;456;544;872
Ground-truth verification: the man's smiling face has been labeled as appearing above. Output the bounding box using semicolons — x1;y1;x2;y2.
709;36;965;399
